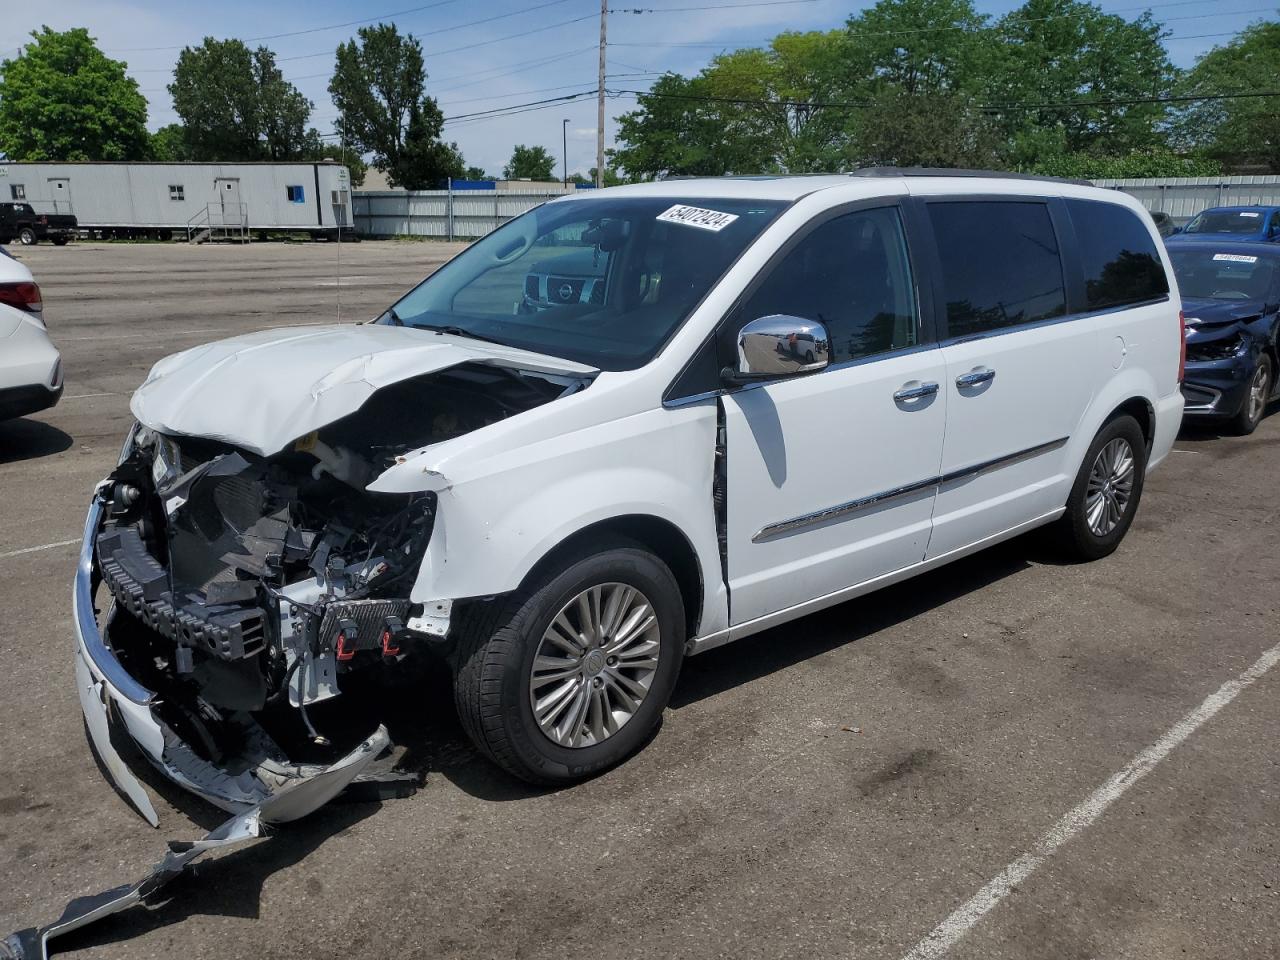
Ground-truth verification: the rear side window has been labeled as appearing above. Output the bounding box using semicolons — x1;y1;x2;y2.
927;201;1066;338
1068;200;1169;311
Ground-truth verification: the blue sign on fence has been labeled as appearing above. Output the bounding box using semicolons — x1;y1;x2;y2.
451;179;496;191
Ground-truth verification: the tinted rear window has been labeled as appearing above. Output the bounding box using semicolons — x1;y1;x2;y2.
928;201;1066;338
1068;199;1170;311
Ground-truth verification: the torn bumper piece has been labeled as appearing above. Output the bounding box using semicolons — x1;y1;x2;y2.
1;728;389;960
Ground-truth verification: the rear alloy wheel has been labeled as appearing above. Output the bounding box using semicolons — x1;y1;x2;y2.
1052;414;1147;561
17;227;36;245
452;539;684;785
1229;356;1271;436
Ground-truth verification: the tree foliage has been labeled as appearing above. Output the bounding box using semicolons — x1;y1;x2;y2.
611;0;1251;180
328;24;463;189
1176;22;1280;173
169;38;323;161
0;27;149;161
502;144;557;180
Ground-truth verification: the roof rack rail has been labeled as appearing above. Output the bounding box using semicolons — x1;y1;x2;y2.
849;167;1091;187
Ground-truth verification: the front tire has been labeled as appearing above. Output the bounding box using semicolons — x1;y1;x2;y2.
17;227;36;245
1228;355;1271;436
452;540;685;785
1052;414;1147;561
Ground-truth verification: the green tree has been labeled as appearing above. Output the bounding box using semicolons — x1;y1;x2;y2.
612;72;775;179
838;0;992;95
150;123;189;161
1175;22;1280;172
990;0;1178;167
503;144;556;180
849;89;1004;168
169;39;320;161
0;27;149;160
463;165;489;180
329;24;462;188
1028;146;1220;179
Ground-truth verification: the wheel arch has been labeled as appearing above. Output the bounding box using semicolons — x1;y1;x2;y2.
1109;395;1155;452
519;513;704;640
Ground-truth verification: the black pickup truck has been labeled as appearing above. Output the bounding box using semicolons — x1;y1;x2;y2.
0;202;77;245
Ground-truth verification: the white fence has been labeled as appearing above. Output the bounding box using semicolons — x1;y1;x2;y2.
353;190;563;239
354;175;1280;239
1092;175;1280;222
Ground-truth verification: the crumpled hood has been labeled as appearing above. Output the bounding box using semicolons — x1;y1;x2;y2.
131;323;596;456
1181;297;1265;329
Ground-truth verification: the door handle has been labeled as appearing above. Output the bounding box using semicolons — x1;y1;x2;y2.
893;381;940;402
955;368;996;388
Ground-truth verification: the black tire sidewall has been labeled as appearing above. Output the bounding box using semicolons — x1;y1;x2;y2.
493;547;684;782
1064;414;1147;560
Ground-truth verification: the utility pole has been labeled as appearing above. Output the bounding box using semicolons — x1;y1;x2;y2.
563;118;570;189
596;0;607;188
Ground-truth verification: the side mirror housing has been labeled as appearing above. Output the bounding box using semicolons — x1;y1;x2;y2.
724;314;830;383
1170;226;1183;235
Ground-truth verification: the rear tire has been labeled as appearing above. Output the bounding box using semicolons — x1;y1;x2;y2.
452;539;685;785
1051;414;1147;561
1228;355;1271;436
52;238;68;246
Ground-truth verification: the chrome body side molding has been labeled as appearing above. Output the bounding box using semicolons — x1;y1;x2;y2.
752;436;1068;543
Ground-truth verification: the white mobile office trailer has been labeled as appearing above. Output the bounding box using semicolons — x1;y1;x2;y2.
0;162;353;240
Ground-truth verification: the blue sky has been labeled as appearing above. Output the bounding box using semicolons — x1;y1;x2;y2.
1;0;1270;177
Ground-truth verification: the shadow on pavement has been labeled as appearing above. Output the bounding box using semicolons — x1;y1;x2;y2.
0;418;73;464
672;535;1037;710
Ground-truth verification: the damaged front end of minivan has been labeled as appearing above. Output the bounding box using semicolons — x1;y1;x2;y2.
74;328;595;824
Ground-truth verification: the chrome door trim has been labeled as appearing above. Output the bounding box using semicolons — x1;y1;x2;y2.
752;476;938;542
751;436;1069;543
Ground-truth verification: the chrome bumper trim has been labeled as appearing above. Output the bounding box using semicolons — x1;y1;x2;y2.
75;496;156;706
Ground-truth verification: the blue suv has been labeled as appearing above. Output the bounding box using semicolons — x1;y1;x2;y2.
1168;205;1280;244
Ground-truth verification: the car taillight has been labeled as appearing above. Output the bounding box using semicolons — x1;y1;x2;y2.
39;215;48;225
0;281;42;313
1178;310;1186;383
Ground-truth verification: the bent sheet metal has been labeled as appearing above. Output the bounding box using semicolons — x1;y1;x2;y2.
2;725;402;960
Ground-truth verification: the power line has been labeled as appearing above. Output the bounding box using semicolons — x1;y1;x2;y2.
107;0;466;52
606;1;1272;47
612;0;819;11
128;8;598;71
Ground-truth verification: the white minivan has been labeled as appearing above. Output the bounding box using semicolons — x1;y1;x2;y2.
78;171;1184;818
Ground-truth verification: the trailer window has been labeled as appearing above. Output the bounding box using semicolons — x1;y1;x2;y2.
169;184;184;201
9;184;24;200
286;185;305;203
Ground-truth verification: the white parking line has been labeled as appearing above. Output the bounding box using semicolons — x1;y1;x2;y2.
63;392;117;400
0;538;80;561
900;639;1280;960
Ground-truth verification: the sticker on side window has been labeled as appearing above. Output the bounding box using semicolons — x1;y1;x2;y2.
1213;253;1258;263
1239;212;1260;218
656;204;739;232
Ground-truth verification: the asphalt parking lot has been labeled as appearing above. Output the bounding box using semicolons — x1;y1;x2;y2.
1;240;1277;959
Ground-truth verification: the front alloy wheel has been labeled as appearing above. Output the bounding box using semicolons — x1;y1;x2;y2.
1230;356;1271;435
529;583;661;748
452;539;684;785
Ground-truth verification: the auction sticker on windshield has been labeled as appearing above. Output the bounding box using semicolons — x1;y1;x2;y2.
1213;253;1258;263
657;204;740;232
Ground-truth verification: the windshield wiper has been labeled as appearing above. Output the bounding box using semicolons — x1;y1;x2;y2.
414;323;505;346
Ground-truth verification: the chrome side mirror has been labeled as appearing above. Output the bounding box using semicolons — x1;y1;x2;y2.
730;314;830;381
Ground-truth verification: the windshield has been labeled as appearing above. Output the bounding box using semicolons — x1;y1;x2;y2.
1169;249;1278;301
1183;210;1266;235
379;196;787;370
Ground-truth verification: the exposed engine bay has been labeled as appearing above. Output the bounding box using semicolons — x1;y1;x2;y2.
97;362;573;759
